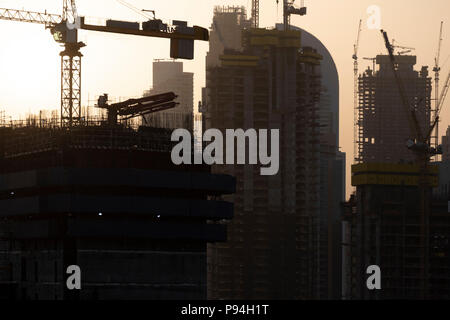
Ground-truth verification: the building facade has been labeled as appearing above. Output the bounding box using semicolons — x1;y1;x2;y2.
0;124;235;300
356;55;432;163
203;6;341;299
343;163;449;299
144;60;194;129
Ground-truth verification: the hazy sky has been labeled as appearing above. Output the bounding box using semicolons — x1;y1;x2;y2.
1;0;449;196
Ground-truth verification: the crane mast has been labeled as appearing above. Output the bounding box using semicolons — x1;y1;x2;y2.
437;70;450;117
353;19;362;162
63;0;78;23
282;0;307;31
58;0;84;127
432;22;444;157
59;41;85;128
252;0;260;28
1;2;84;127
428;70;450;139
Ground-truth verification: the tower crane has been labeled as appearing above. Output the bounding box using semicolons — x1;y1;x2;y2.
252;0;260;28
353;19;362;162
432;22;444;156
115;0;155;20
435;69;450;126
363;57;376;72
0;1;209;128
276;0;307;31
381;30;443;300
391;39;415;55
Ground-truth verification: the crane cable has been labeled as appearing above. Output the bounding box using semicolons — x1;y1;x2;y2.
114;0;152;20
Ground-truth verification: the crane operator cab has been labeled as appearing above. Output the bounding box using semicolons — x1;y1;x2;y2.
51;22;78;44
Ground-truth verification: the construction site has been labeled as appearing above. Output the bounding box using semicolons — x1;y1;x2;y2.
0;1;238;300
0;0;349;301
1;0;448;302
203;1;345;300
355;55;432;163
344;24;450;299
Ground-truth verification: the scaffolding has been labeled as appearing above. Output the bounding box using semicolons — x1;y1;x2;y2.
205;28;323;299
144;112;194;131
0;114;233;301
0;111;5;127
214;5;248;19
355;55;432;164
344;163;449;299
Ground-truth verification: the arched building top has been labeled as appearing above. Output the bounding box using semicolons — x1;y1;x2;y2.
276;24;339;147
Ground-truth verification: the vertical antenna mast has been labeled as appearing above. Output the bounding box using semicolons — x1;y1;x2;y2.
60;0;84;128
252;0;260;28
432;21;444;159
353;19;362;162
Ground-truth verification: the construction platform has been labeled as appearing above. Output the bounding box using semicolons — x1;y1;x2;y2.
352;163;439;187
343;162;449;299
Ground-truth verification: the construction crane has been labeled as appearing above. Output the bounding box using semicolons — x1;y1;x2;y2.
96;92;178;126
0;1;209;128
381;30;443;300
363;57;376;72
353;19;362;162
276;0;307;31
435;70;450;125
115;0;155;20
252;0;260;28
432;22;444;156
391;39;415;55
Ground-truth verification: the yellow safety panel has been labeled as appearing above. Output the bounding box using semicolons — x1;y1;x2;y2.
298;57;321;65
246;28;301;48
219;54;259;67
220;55;259;61
221;61;258;67
351;163;439;187
352;163;438;174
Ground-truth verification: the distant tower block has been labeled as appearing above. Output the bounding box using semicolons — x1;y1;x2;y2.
356;55;432;163
143;60;194;130
205;25;323;299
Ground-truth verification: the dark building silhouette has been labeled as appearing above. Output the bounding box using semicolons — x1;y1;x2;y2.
0;124;235;300
203;5;344;299
279;23;346;300
343;163;450;299
356;55;431;163
342;53;450;300
203;6;345;300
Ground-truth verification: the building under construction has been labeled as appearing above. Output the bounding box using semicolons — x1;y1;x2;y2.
143;60;195;130
0;110;235;300
281;23;346;300
344;52;450;299
343;163;449;299
356;55;432;163
204;6;327;299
